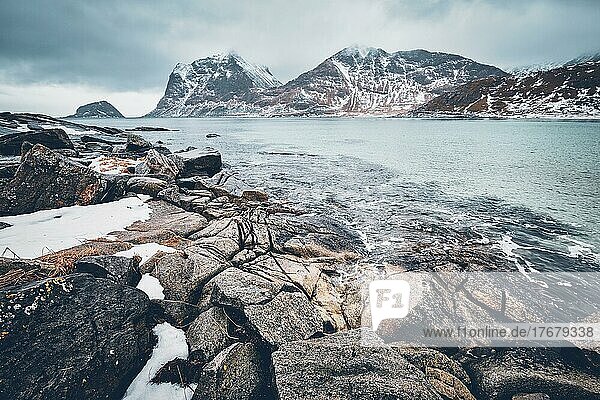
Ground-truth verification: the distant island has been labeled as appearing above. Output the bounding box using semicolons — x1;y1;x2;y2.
66;100;124;118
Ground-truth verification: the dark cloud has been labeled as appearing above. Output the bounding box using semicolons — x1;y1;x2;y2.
0;0;598;114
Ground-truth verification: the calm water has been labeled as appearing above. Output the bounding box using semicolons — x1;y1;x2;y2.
88;118;600;271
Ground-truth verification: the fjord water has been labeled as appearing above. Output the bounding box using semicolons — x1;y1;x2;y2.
99;118;600;271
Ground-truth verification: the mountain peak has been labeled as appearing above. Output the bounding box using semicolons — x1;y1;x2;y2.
337;45;384;58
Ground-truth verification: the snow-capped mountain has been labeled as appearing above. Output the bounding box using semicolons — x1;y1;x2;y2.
148;52;281;117
66;101;124;118
417;58;600;118
257;46;507;116
147;47;507;117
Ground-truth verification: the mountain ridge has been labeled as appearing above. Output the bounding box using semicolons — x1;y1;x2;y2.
147;47;507;117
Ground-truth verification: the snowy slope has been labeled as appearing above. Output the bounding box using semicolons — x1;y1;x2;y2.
147;52;281;117
418;59;600;118
148;47;507;117
258;46;507;116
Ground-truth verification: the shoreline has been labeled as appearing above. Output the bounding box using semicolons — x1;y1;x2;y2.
1;112;599;399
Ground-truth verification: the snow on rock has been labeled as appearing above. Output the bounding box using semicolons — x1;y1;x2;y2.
115;243;178;300
0;196;151;259
148;52;282;117
115;243;176;266
136;274;166;300
89;156;138;175
122;322;195;400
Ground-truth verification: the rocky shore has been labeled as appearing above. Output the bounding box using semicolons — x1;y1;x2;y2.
0;112;599;400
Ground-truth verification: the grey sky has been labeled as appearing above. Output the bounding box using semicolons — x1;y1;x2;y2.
0;0;598;116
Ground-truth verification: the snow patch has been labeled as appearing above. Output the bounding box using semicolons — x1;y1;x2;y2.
123;322;195;400
0;196;151;259
115;243;176;266
136;274;165;300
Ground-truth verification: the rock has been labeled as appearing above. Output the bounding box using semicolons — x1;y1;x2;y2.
193;342;272;400
123;200;208;238
151;299;202;327
135;149;179;178
126;126;174;132
0;157;19;179
151;358;197;386
0;128;74;155
80;135;124;145
244;291;323;346
176;147;222;177
512;394;551;400
55;148;79;158
0;144;112;216
176;176;211;191
0;273;154;400
200;267;287;309
157;185;181;205
74;255;141;286
460;348;600;400
84;141;113;152
125;133;152;153
269;213;365;258
394;348;475;400
152;249;228;303
241;189;268;202
126;176;169;197
272;329;442;400
186;307;234;363
202;171;250;197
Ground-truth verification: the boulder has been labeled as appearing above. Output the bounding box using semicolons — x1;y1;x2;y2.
0;128;74;155
0;273;154;400
241;189;268;202
151;299;202;327
135;149;179;178
193;342;273;400
80;135;124;145
126;176;169;197
200;267;287;309
125;133;152;153
271;329;441;400
176;147;222;178
152;250;228;303
74;255;141;286
0;144;112;216
460;348;600;400
394;348;474;400
186;307;234;363
123;200;208;238
157;185;181;205
244;291;322;346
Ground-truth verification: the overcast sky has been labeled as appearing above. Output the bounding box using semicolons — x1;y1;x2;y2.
0;0;598;116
